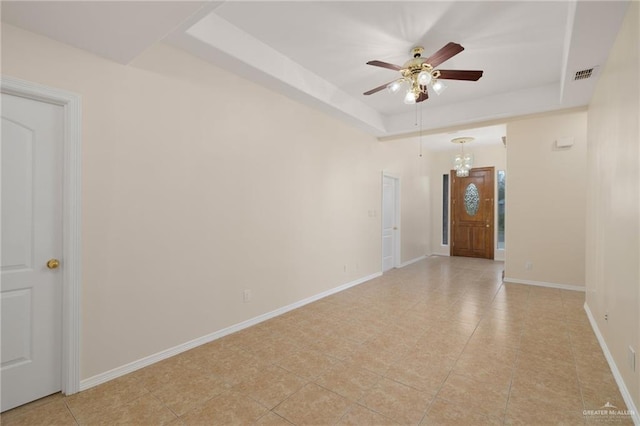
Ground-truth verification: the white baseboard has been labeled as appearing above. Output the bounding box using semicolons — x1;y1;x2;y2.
80;271;382;391
503;277;586;292
398;255;427;268
584;303;639;425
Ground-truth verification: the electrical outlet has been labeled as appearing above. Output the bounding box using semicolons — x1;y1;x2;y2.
243;289;252;303
605;311;609;321
525;261;533;270
629;346;636;372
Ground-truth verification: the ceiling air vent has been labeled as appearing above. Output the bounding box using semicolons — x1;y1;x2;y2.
574;68;594;81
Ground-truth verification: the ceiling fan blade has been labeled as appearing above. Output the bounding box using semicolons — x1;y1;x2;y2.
425;42;464;67
438;70;484;81
363;80;396;96
366;60;403;71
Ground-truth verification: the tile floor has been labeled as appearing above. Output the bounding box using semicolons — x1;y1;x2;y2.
2;256;632;425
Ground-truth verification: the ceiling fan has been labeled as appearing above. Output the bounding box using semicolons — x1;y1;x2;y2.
363;42;483;104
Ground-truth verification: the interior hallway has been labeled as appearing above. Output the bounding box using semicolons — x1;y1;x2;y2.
1;256;631;425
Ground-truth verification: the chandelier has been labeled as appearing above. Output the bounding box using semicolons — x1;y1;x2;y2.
451;137;474;177
387;47;447;104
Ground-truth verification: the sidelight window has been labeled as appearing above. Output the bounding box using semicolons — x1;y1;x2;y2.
442;174;449;245
497;170;506;249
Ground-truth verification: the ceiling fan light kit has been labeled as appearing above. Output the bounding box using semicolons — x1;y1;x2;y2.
364;43;483;104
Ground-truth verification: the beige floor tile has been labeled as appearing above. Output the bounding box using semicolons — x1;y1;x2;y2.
222;325;275;349
516;350;577;381
430;318;478;338
505;399;586;425
200;348;268;385
65;375;149;424
436;373;510;419
518;336;575;363
315;362;381;401
460;338;518;363
79;394;176;426
150;369;229;416
180;391;268;425
574;348;610;376
411;332;469;360
570;338;599;357
421;397;503;425
452;356;514;386
344;344;401;376
1;399;77;426
246;335;301;364
254;411;295;425
328;319;379;344
385;351;453;395
232;364;307;409
131;356;207;392
472;316;523;343
509;369;583;413
175;340;244;373
336;403;399;425
359;377;432;425
273;323;327;348
308;334;361;361
276;348;340;380
274;383;351;425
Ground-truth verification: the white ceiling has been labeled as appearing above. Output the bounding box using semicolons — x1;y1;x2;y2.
1;1;631;141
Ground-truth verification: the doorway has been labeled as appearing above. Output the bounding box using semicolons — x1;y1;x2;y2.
450;167;495;259
382;173;400;271
1;77;81;410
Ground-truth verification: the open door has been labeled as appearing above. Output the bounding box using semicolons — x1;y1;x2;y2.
450;167;494;259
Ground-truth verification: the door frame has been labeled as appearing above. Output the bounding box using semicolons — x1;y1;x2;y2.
1;77;82;395
381;172;401;271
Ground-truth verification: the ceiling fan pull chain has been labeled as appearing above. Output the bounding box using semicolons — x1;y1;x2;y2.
419;103;423;158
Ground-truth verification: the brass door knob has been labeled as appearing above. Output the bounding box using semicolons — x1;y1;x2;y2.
47;259;60;269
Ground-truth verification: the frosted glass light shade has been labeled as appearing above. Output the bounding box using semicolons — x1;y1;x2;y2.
403;91;416;104
432;80;447;95
417;71;432;86
387;80;404;94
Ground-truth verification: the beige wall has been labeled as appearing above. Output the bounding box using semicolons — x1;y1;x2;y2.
378;138;431;265
505;110;587;287
586;1;639;409
1;25;430;379
429;145;507;259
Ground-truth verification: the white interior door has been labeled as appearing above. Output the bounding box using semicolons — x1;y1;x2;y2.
382;175;398;272
1;93;64;412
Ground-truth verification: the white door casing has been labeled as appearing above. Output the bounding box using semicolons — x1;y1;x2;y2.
0;77;82;408
382;174;400;272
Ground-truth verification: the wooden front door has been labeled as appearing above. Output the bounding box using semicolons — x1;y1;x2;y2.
450;167;494;259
